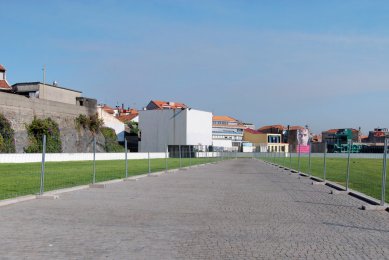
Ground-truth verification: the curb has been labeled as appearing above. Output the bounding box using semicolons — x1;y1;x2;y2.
0;162;216;208
262;160;389;211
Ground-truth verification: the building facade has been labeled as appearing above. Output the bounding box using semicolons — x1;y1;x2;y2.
212;115;245;151
12;82;81;105
97;105;126;142
139;108;212;153
243;128;289;153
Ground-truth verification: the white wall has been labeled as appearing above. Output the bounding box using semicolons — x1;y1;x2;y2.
186;109;212;146
212;139;233;148
98;107;125;142
0;152;165;163
139;109;212;152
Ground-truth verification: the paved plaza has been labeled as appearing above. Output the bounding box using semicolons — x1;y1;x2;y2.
1;159;389;259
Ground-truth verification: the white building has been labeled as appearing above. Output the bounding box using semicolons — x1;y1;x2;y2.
97;105;125;142
212;115;245;151
138;108;212;153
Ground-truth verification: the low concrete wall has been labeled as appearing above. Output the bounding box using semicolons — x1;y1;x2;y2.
0;152;165;163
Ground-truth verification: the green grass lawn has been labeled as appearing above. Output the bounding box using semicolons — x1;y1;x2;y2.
0;156;220;200
261;154;388;203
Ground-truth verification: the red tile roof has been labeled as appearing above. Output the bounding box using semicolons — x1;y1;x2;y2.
288;126;305;131
116;114;138;123
244;128;265;135
101;105;115;114
212;115;237;122
258;125;285;131
117;108;138;115
258;125;305;131
0;64;5;71
152;100;188;109
0;80;11;90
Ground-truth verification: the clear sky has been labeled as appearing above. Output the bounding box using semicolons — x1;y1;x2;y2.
1;0;389;134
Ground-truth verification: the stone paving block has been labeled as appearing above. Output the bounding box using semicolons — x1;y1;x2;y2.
0;159;388;259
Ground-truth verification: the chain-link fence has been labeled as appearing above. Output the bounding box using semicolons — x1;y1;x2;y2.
0;136;237;200
259;141;389;205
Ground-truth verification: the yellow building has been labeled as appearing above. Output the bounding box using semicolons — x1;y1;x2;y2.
243;128;289;153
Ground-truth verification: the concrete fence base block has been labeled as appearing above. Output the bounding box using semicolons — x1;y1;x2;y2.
124;178;138;181
148;174;160;177
361;204;388;211
312;181;326;185
36;194;59;200
331;190;349;195
89;184;106;189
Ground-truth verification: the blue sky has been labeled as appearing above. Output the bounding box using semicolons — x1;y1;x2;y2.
1;0;389;133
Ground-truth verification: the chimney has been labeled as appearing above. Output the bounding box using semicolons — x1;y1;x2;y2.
0;64;6;80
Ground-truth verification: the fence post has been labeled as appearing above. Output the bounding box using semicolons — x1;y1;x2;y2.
125;139;128;178
93;135;96;184
189;146;192;167
381;138;388;206
289;145;292;170
179;145;182;169
346;140;352;191
323;141;327;181
148;152;151;175
165;145;168;172
297;144;301;174
39;134;47;195
308;142;312;177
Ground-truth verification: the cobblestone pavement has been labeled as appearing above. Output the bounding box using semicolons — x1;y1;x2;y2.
1;159;389;259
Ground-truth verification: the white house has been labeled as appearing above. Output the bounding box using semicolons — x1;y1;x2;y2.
97;105;125;142
138;108;212;153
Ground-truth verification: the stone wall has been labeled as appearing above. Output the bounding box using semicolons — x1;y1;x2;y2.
0;92;102;153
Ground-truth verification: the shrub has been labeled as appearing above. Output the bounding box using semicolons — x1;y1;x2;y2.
100;127;123;152
0;113;16;153
25;117;62;153
127;121;139;135
75;114;89;130
75;113;104;133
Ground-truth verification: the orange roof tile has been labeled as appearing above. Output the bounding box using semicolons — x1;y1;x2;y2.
0;80;11;90
244;128;265;135
152;100;187;109
212;115;238;122
258;125;286;131
288;126;305;131
116;114;138;123
101;105;114;114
